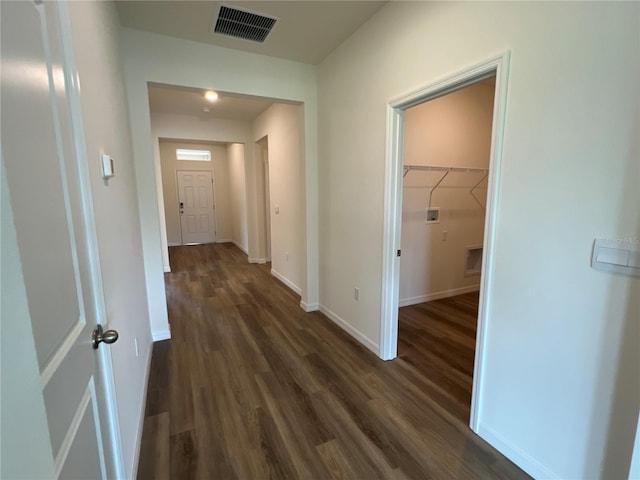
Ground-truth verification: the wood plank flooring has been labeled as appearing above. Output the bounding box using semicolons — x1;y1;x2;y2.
398;292;480;424
137;243;529;479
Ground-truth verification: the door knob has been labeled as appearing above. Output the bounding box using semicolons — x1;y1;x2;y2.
92;324;119;349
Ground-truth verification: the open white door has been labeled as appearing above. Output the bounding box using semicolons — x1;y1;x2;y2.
1;1;122;478
177;170;216;245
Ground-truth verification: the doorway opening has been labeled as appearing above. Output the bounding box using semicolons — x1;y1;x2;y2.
380;52;510;431
398;76;496;425
157;139;230;248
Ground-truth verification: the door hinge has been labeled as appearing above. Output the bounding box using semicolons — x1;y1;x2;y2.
397;249;401;257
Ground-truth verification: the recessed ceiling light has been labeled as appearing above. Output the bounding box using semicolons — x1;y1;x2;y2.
205;91;218;102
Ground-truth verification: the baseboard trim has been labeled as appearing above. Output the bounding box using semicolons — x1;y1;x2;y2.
232;241;248;255
216;239;232;243
318;304;379;356
248;257;268;264
300;300;319;312
132;339;154;479
399;285;480;307
152;328;171;342
477;424;558;479
271;269;302;296
167;242;180;247
163;265;171;273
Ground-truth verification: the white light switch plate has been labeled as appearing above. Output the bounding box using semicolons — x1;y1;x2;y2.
592;238;640;277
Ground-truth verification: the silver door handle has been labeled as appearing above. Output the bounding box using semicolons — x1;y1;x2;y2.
92;324;119;349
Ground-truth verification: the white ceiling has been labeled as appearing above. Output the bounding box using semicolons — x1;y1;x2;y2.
147;83;278;121
116;1;387;65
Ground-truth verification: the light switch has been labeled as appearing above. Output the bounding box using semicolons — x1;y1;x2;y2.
592;238;640;277
628;251;640;268
596;247;629;266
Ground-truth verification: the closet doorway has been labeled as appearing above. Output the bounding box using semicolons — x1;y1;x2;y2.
398;76;496;424
380;53;511;431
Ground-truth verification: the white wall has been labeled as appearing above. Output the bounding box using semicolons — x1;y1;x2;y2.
121;29;319;340
253;103;305;293
227;143;249;252
150;112;252;272
159;141;232;245
318;2;639;479
400;82;494;304
68;3;152;478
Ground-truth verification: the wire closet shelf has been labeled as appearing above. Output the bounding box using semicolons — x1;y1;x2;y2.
403;164;489;211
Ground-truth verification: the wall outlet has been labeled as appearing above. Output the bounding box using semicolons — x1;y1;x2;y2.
354;287;360;301
134;337;139;357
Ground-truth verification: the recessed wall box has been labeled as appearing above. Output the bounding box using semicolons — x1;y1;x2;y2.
426;207;440;224
101;154;114;179
591;238;640;277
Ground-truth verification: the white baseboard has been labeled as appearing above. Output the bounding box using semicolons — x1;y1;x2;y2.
132;339;154;479
300;300;319;312
399;285;480;307
248;257;268;264
318;304;379;356
477;424;558;480
167;242;180;247
232;241;248;254
216;238;232;243
271;269;302;296
163;265;171;273
152;328;171;342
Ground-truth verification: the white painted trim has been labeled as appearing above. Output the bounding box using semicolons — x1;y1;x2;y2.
399;285;480;307
53;385;92;478
319;305;379;356
88;378;107;480
232;240;249;255
131;341;154;479
167;242;180;247
248;257;268;264
57;3;125;478
216;238;233;243
380;51;512;435
152;329;171;342
300;300;319;312
477;424;558;479
40;321;84;387
163;265;171;273
271;269;302;296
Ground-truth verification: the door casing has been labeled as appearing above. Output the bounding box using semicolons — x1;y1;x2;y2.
380;51;511;432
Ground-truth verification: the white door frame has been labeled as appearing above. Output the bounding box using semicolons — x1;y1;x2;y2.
380;51;511;432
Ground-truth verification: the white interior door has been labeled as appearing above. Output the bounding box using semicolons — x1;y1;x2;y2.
1;1;120;478
177;170;216;245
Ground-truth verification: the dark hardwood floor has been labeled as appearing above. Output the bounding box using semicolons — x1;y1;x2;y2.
398;292;480;424
137;243;528;479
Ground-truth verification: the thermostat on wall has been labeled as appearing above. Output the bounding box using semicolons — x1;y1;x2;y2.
101;154;114;179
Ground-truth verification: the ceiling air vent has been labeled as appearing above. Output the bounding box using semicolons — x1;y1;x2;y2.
213;4;277;43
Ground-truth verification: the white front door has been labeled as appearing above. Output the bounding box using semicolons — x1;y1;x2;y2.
1;1;120;478
177;170;217;245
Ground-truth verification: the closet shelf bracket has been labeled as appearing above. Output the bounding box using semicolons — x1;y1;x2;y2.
403;164;490;211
